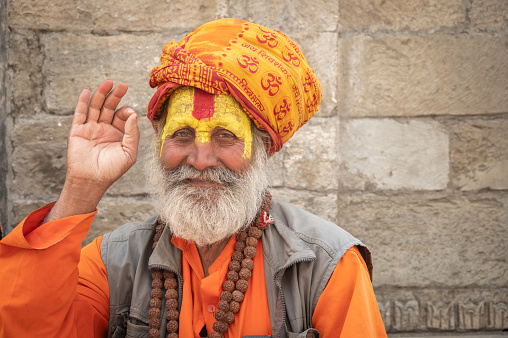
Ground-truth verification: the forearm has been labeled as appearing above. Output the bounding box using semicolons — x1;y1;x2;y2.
0;205;104;337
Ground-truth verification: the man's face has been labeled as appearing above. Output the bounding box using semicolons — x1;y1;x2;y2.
160;86;253;184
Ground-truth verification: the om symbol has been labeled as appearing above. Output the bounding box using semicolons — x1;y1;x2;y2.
282;47;300;67
280;120;295;137
261;72;282;97
237;54;260;74
303;72;313;93
306;93;319;109
273;96;291;121
256;29;278;48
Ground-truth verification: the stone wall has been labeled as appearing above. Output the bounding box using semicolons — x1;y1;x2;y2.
1;0;507;335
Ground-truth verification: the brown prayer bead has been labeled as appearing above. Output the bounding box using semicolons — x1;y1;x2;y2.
244;246;257;258
239;268;251;280
213;321;228;333
226;270;239;282
236;230;248;242
220;291;232;302
163;271;176;279
167;333;179;338
248;227;262;239
166;298;178;310
236;279;248;292
164;278;177;289
222;280;235;292
151;288;163;299
230;301;240;313
210;331;223;338
152;271;163;279
150;298;162;308
232;290;245;302
165;289;178;299
149;308;161;318
228;260;241;272
232;250;244;261
149;328;159;338
151;279;163;288
241;258;254;270
167;320;179;333
166;309;179;321
246;236;258;247
225;311;235;324
234;241;246;252
149;317;160;329
215;310;227;321
217;300;230;312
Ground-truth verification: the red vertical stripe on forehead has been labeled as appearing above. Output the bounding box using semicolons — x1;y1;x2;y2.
192;88;215;120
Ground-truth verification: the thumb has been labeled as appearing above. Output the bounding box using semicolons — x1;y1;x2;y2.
122;113;139;162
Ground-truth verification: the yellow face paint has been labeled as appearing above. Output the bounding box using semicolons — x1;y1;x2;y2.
160;86;252;159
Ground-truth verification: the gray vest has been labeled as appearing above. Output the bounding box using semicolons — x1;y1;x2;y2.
100;199;372;338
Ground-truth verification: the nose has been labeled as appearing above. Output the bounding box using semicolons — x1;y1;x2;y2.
187;140;218;170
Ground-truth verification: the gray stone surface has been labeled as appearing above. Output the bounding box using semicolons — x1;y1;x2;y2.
470;0;508;30
228;0;338;32
339;118;449;191
339;34;508;117
338;0;466;32
338;192;508;288
9;0;219;31
7;31;43;117
451;118;508;191
271;188;338;222
283;117;339;190
41;32;181;115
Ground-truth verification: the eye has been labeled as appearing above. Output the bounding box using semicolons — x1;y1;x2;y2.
172;128;193;139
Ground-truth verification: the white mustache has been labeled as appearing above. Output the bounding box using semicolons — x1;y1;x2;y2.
165;165;243;186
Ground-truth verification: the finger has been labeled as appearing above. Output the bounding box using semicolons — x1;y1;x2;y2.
72;88;91;126
87;79;114;123
122;113;140;163
112;106;136;133
98;82;129;124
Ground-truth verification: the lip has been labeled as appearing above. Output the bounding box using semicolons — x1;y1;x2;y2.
186;178;221;187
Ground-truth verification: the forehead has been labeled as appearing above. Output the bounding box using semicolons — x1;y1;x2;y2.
166;86;248;122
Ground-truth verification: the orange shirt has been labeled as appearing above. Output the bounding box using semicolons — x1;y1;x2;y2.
0;203;386;337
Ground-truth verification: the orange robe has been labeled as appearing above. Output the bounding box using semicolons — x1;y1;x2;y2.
0;203;386;337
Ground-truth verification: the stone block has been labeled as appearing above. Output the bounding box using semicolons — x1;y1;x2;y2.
283;117;339;190
85;197;156;245
266;150;284;187
10;116;71;196
339;118;449;191
271;188;338;222
338;192;508;288
40;32;185;114
7;31;43;116
9;0;218;31
228;0;338;32
338;0;465;32
375;288;508;332
469;0;508;30
290;32;338;117
451;118;508;191
339;34;508;117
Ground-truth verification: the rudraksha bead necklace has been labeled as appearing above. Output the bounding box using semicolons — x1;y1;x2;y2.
149;192;273;338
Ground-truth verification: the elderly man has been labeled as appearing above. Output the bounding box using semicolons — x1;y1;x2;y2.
0;19;386;337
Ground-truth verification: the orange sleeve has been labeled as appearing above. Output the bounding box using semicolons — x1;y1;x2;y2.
312;246;387;337
0;203;110;337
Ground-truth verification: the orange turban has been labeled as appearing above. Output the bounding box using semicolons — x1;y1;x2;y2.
148;18;321;153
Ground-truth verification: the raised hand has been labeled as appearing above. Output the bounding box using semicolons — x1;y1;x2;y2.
45;80;140;222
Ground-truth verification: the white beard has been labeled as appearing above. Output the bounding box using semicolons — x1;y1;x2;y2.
146;147;269;246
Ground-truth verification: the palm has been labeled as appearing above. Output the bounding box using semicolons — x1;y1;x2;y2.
67;121;135;185
65;80;139;189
